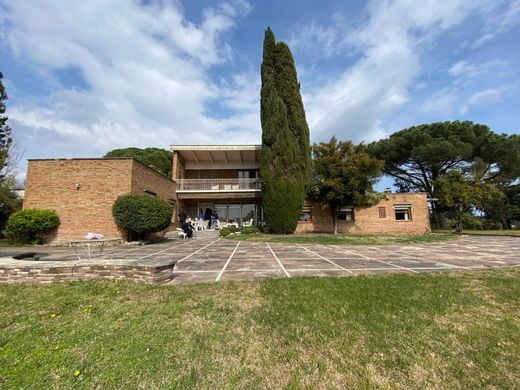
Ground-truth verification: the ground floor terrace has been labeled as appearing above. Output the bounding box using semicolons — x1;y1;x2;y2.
179;200;261;226
1;234;518;284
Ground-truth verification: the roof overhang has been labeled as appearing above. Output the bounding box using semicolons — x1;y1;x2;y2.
171;145;261;169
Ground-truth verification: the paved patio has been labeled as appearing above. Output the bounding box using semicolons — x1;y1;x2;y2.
1;235;519;284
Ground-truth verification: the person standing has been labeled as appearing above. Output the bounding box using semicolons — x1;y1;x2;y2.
204;208;212;228
212;210;219;229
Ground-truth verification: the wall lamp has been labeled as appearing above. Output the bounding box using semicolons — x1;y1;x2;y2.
75;182;81;190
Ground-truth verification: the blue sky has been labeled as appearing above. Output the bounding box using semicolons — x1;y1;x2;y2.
1;0;519;188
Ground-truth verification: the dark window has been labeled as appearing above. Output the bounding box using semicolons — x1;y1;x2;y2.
394;207;412;221
299;205;312;221
337;207;354;221
378;207;386;218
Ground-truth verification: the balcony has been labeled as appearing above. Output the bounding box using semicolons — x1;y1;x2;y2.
177;178;261;192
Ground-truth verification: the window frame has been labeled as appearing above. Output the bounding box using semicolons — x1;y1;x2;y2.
337;206;354;222
393;205;412;221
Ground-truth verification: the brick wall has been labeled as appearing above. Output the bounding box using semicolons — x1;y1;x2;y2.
0;262;177;284
23;158;176;242
23;159;134;241
296;193;431;235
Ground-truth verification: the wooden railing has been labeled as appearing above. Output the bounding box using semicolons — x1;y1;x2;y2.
177;178;261;191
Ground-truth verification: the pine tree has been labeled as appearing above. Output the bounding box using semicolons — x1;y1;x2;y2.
0;72;12;183
260;28;302;233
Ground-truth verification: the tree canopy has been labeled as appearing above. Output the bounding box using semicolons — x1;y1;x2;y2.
435;171;500;232
311;137;384;234
260;27;310;233
104;147;173;178
368;121;520;226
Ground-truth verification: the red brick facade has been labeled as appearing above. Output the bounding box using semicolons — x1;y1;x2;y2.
22;154;430;242
296;193;431;235
23;158;176;241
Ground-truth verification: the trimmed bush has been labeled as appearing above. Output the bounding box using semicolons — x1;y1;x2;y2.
239;226;260;235
112;194;173;240
219;227;231;237
5;209;59;244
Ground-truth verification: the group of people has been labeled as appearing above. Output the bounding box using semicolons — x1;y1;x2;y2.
198;208;219;229
178;208;219;239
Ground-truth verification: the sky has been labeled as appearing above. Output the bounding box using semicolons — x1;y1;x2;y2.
1;0;519;189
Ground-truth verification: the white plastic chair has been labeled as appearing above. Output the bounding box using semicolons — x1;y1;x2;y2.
176;228;187;239
242;218;253;227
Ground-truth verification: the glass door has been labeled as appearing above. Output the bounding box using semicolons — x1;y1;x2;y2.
228;204;241;225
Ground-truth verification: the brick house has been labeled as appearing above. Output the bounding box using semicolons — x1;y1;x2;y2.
23;158;176;241
22;145;430;241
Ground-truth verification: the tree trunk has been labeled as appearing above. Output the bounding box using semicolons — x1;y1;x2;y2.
500;218;510;230
435;209;448;229
331;205;338;235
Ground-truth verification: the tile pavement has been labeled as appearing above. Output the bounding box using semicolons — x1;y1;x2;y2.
0;235;518;284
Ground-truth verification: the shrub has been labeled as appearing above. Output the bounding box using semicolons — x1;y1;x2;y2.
5;209;59;244
239;226;260;235
112;195;173;240
219;227;231;237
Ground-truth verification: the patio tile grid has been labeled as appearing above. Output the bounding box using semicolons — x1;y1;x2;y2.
1;235;518;284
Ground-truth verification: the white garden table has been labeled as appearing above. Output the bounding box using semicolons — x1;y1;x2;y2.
69;238;122;261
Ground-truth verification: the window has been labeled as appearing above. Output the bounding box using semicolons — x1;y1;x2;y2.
299;204;312;221
394;205;412;221
337;207;354;221
378;207;386;218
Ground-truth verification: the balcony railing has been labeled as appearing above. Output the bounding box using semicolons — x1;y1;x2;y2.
177;178;261;192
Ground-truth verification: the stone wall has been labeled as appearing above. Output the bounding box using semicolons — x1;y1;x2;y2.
23;158;176;242
0;262;176;284
296;193;431;235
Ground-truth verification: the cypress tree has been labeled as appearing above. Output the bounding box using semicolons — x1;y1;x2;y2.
260;28;302;233
273;42;312;186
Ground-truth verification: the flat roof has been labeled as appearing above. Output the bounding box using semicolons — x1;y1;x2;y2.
170;145;261;152
28;157;138;161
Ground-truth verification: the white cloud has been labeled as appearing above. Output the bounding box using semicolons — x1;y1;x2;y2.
288;22;345;58
473;0;520;47
459;85;510;114
0;0;258;177
420;88;459;114
300;0;499;143
448;59;508;83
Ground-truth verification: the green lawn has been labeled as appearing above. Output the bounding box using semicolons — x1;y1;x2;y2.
2;269;520;388
434;229;520;237
226;232;456;245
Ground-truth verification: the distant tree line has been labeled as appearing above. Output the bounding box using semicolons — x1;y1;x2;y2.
104;147;173;178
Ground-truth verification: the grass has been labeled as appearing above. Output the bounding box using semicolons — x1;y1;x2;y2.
226;232;457;245
434;229;520;237
1;269;520;388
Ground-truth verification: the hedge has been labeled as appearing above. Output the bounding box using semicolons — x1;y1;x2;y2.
5;209;59;244
112;194;173;240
